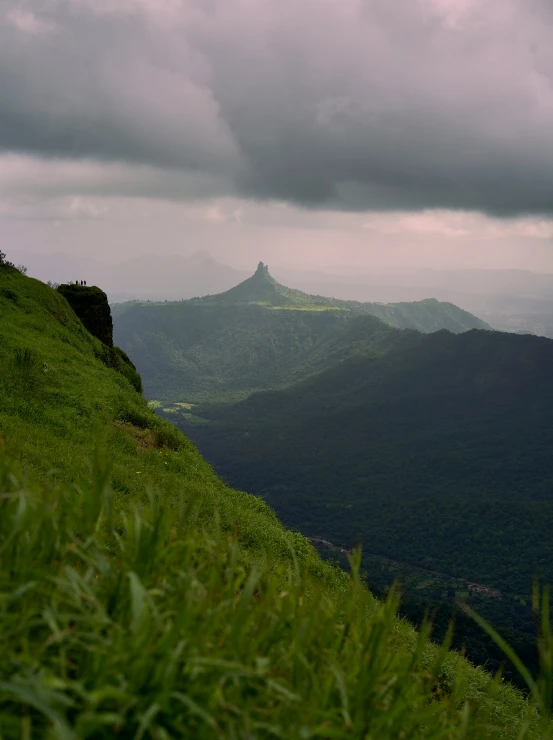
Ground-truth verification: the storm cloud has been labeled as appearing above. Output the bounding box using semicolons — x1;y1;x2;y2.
2;0;553;215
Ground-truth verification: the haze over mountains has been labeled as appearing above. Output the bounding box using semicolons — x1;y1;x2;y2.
14;248;553;337
9;249;247;302
113;263;489;404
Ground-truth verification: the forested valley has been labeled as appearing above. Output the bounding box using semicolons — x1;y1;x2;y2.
114;263;553;689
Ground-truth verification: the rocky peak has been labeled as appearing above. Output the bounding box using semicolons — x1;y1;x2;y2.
255;261;270;277
57;283;113;347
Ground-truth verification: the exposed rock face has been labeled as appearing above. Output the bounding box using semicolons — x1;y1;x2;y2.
57;284;114;346
57;283;143;392
255;261;270;276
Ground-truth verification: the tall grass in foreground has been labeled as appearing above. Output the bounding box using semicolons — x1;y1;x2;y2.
0;449;551;739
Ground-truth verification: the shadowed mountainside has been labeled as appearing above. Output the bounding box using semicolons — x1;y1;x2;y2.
186;327;553;598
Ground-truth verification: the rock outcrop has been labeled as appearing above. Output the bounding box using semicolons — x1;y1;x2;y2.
57;284;114;346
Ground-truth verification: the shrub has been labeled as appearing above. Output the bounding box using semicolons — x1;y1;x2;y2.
94;344;143;394
0;250;16;271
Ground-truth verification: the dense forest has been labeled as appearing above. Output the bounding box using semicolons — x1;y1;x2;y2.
183;328;553;595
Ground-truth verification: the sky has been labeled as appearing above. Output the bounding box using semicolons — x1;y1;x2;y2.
2;0;553;272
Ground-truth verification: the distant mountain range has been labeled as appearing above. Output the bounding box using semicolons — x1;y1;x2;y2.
113;262;489;403
279;270;553;337
12;248;553;336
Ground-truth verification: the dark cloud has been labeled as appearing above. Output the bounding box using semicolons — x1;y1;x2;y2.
2;0;553;215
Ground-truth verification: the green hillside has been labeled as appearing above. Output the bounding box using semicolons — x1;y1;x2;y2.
0;266;551;735
349;297;491;333
113;263;489;403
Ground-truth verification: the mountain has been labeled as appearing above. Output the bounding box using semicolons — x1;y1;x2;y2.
14;248;553;336
0;264;541;736
186;328;553;599
176;323;553;682
273;268;553;339
199;262;492;333
201;260;349;308
113;263;489;403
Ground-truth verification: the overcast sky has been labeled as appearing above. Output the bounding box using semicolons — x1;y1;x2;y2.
2;0;553;272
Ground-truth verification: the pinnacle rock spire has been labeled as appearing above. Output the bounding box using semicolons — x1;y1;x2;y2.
255;261;270;276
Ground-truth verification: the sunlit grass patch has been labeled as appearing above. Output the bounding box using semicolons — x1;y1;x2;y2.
266;305;346;311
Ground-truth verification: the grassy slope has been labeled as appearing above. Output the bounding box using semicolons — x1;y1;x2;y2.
0;268;304;577
0;267;548;738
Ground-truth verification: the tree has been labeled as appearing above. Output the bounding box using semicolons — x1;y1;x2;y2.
0;250;27;274
0;250;16;269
